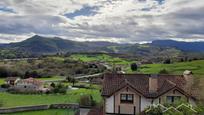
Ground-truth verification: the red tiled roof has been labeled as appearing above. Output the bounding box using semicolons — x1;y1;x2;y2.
101;74;190;98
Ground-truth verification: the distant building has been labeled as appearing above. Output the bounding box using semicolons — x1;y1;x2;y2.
101;72;196;115
13;78;44;92
5;77;21;86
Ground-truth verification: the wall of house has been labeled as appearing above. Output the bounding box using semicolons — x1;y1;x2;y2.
114;86;140;114
141;97;151;111
104;88;195;114
160;89;187;104
140;97;160;111
105;95;114;113
14;82;43;92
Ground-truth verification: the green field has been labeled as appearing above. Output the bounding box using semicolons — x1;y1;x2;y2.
6;109;75;115
70;54;131;64
70;54;135;72
0;78;5;85
139;60;204;76
0;88;101;108
37;76;65;81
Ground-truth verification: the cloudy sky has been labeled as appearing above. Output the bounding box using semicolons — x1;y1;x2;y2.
0;0;204;43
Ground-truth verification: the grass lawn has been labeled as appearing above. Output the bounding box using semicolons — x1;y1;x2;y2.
0;88;101;108
139;60;204;76
0;78;5;85
37;76;65;81
6;109;75;115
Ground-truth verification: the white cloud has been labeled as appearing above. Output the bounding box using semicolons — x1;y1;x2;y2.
0;0;204;43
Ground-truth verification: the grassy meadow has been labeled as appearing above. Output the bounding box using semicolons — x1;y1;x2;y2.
70;54;135;72
139;60;204;76
0;88;101;108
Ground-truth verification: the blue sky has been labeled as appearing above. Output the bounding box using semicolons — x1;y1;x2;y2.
0;0;204;43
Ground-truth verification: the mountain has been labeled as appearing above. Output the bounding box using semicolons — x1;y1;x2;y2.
3;35;118;54
151;40;204;52
0;35;199;60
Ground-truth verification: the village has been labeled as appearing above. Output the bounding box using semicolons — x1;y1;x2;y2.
0;63;202;115
0;0;204;114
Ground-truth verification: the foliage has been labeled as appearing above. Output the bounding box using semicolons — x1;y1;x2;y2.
0;66;9;78
66;76;78;86
50;82;56;88
52;83;67;94
163;58;171;64
159;69;169;74
0;56;106;78
130;63;138;71
1;83;10;88
145;106;163;115
79;95;96;106
145;100;204;115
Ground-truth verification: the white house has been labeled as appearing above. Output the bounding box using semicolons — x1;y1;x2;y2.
101;72;196;115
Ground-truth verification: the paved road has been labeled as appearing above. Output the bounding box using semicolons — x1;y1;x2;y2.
80;108;90;115
75;73;103;80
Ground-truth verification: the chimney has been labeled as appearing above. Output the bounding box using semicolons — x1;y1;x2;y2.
149;74;158;93
183;70;194;93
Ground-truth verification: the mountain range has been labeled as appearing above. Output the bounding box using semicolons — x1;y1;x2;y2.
1;35;204;58
151;40;204;52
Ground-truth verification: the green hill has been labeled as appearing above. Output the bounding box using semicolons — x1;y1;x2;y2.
139;60;204;76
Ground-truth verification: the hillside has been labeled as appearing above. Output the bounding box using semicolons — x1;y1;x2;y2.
0;35;182;57
139;60;204;76
7;35;91;54
151;40;204;52
1;35;204;62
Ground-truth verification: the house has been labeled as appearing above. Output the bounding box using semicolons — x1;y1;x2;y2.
5;77;21;86
13;77;44;92
101;71;196;115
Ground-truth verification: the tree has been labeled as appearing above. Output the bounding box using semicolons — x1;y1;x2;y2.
159;69;169;74
0;67;9;78
50;82;56;88
163;58;171;64
66;76;77;86
131;63;138;71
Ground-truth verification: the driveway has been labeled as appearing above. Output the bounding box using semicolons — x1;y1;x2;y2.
80;108;90;115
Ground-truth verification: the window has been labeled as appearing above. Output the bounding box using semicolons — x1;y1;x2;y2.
166;96;181;103
120;94;134;103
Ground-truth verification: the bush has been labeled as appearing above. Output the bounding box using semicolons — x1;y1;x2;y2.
52;83;67;94
145;106;163;115
0;67;9;78
159;69;169;74
79;95;96;107
1;84;10;88
163;59;171;64
130;63;138;71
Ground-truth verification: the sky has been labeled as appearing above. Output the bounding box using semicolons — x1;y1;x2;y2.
0;0;204;43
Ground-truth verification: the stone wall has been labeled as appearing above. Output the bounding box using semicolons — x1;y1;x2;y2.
0;103;80;114
0;105;49;113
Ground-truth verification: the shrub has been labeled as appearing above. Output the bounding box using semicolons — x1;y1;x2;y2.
1;84;10;88
163;59;171;64
0;67;9;78
145;106;163;115
159;69;169;74
79;95;96;107
130;63;138;71
52;83;67;94
50;82;56;88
